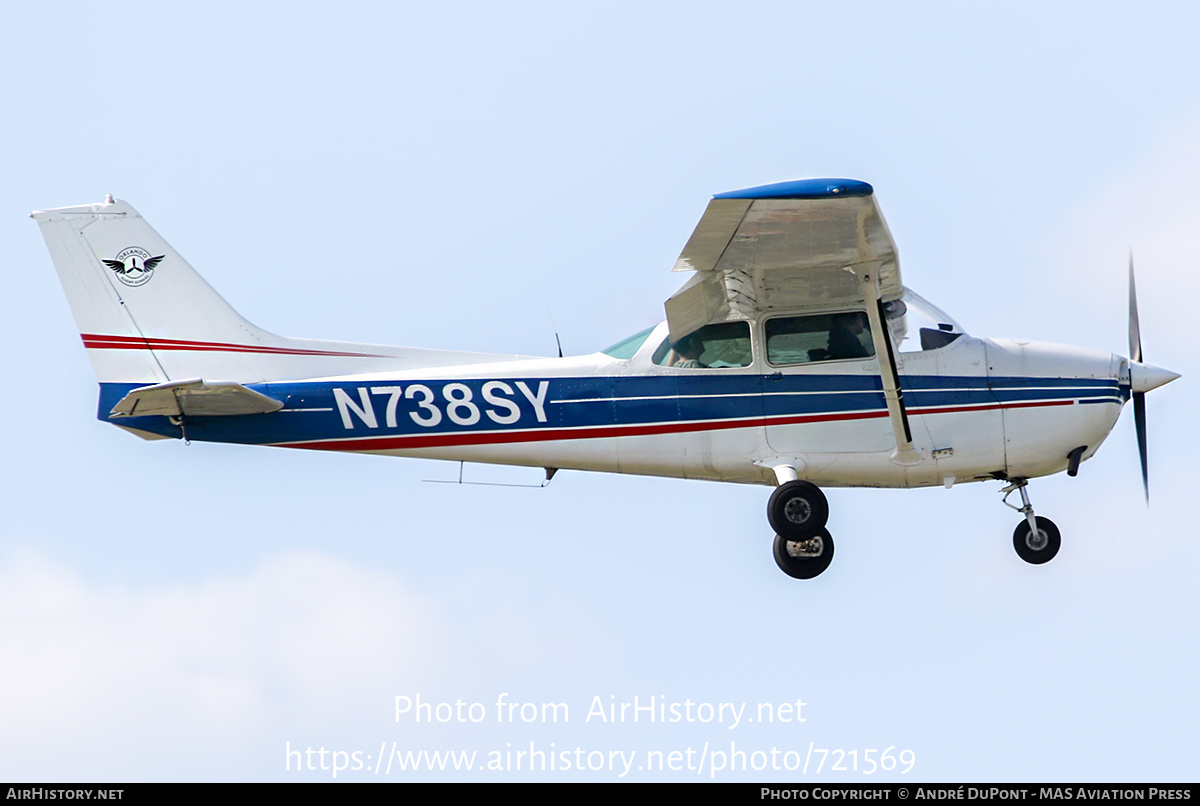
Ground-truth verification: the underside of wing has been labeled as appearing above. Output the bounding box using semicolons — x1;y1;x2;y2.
666;179;902;340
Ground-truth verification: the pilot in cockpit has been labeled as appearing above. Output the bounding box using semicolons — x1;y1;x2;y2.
826;312;870;360
668;334;706;368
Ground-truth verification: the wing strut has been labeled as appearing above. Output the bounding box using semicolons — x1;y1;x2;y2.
856;265;921;465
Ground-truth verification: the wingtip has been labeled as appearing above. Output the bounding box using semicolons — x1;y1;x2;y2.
713;178;874;200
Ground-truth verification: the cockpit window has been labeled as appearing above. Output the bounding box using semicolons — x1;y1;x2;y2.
652;321;752;368
766;312;875;365
601;326;656;360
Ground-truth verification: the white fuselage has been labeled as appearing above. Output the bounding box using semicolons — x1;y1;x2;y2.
214;320;1125;490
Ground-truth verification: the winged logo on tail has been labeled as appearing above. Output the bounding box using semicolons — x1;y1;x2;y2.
103;246;164;287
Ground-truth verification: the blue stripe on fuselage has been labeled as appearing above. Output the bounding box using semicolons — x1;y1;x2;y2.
96;374;1121;446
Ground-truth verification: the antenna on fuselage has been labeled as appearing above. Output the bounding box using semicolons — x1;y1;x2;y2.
423;462;555;488
545;308;564;357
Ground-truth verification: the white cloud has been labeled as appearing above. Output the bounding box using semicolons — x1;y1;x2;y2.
0;551;447;777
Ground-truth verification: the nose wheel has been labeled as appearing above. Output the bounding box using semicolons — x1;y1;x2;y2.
1013;516;1061;564
1001;480;1061;565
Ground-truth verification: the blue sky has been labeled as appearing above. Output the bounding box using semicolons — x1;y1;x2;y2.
2;1;1197;782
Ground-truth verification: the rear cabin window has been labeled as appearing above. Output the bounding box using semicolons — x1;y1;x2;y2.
652;321;752;369
601;326;656;360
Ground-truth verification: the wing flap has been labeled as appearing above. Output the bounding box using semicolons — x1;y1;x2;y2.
109;379;284;418
671;199;752;273
663;272;732;343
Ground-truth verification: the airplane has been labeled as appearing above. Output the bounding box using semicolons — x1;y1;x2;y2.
32;179;1180;580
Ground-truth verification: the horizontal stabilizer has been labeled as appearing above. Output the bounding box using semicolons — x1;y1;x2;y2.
109;379;283;418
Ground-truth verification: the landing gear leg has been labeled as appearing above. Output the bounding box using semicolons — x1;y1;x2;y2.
768;466;834;578
767;466;829;539
1001;480;1061;564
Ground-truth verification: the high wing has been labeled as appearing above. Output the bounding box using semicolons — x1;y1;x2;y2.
667;179;918;464
665;179;901;341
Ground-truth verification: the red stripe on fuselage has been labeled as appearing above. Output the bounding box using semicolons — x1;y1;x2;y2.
907;399;1076;416
80;333;385;358
270;413;791;452
268;398;1084;453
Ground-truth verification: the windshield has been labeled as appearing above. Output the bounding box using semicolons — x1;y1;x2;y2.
886;289;967;353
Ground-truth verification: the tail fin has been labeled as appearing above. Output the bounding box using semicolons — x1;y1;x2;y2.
33;197;540;387
32;197;281;384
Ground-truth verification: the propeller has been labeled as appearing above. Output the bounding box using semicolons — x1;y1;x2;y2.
1128;254;1148;501
1126;253;1180;502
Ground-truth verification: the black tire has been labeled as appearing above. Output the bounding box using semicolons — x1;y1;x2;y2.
773;529;835;579
767;480;829;539
1013;516;1061;565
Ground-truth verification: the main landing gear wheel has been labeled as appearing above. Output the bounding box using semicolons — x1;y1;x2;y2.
773;529;835;579
1013;516;1061;565
767;480;829;539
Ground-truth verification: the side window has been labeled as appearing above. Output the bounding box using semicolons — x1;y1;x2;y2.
766;312;875;366
652;321;752;369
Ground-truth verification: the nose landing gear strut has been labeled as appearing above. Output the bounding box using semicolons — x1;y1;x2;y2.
1001;480;1061;565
